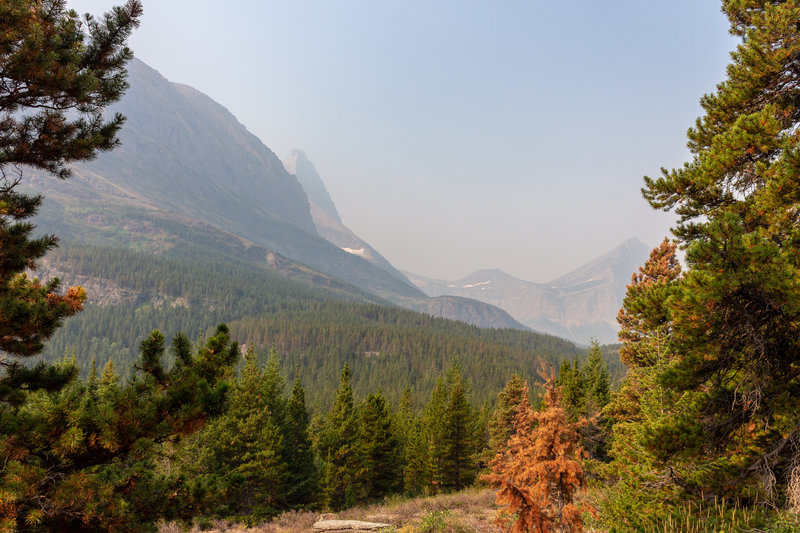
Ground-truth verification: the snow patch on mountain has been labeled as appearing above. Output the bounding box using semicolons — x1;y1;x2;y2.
463;280;491;288
342;247;367;257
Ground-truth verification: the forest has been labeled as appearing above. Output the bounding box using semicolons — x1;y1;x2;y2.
3;0;800;531
38;242;596;408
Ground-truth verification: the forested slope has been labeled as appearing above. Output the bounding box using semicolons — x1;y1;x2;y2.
39;242;589;408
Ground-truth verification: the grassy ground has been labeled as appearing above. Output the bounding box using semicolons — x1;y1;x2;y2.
159;488;504;533
159;486;800;533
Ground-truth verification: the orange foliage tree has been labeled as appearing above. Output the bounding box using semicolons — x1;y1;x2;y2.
486;363;591;533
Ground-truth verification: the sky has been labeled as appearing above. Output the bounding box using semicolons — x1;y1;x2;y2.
68;1;738;282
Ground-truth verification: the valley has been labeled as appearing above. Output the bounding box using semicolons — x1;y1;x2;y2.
7;2;797;530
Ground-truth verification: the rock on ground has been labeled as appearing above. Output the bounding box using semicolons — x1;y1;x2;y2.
312;519;391;532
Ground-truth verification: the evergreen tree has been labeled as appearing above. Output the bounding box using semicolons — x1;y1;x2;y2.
423;374;450;492
486;374;526;459
183;346;286;519
0;325;238;531
319;364;362;510
581;340;611;459
0;0;142;179
596;240;685;529
640;0;800;501
358;389;401;500
441;372;479;490
99;358;120;394
558;356;585;422
393;385;414;457
475;399;493;474
616;238;681;370
0;0;141;391
487;366;590;533
402;415;429;495
284;375;317;507
583;340;610;410
392;386;424;494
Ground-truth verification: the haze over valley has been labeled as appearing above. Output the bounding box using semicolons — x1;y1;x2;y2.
27;57;652;345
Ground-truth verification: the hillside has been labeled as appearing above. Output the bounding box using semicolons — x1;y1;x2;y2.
26;58;426;304
25;58;530;330
38;242;586;409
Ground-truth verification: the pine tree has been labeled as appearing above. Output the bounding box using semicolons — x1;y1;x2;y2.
423;374;450;492
0;0;141;395
0;325;238;531
558;356;585;422
581;340;611;459
402;415;430;495
0;0;142;179
597;241;686;529
607;240;682;430
284;375;317;507
358;389;401;500
441;372;479;491
583;340;610;410
319;364;362;510
185;346;286;519
487;365;590;533
640;0;800;500
615;239;681;370
486;374;526;459
421;364;480;493
393;385;414;465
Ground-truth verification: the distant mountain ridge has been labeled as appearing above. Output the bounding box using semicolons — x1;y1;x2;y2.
407;296;530;332
405;237;652;344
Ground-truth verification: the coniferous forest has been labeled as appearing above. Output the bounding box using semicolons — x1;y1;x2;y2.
2;0;800;532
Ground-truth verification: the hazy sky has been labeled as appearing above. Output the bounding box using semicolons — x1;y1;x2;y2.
68;1;737;281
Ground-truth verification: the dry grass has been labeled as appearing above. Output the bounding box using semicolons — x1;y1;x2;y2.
159;488;503;533
334;488;502;533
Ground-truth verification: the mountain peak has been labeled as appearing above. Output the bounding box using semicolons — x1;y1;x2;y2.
404;238;653;344
547;237;651;293
619;236;651;253
283;150;341;223
460;268;519;285
282;149;309;172
74;57;317;236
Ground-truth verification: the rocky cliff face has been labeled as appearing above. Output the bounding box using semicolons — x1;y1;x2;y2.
282;150;416;287
283;150;342;223
76;58;317;238
405;238;652;344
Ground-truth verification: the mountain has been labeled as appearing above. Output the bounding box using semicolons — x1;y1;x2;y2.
72;59;316;236
278;150;532;330
405;237;652;344
282;150;417;286
26;58;427;303
406;296;530;331
283;149;342;223
37;241;585;408
24;58;528;332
